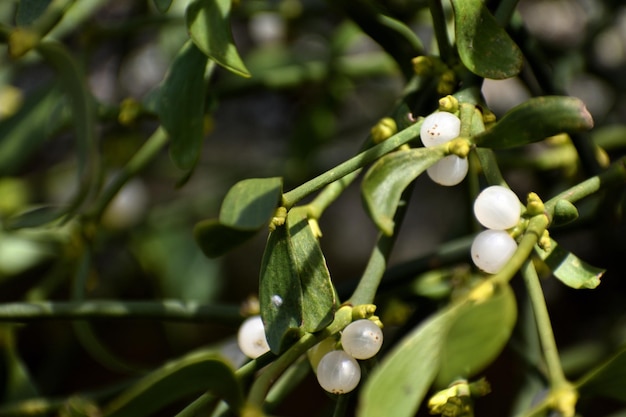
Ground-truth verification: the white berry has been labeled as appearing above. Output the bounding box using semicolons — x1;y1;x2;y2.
471;230;518;274
420;112;461;148
237;315;270;359
341;319;383;360
307;337;337;373
316;350;361;394
426;155;469;186
474;185;521;230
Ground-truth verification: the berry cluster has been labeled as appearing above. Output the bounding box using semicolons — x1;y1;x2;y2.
470;186;521;273
312;319;383;394
420;112;468;186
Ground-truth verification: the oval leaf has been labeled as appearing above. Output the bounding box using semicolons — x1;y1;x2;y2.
286;207;336;333
577;346;626;402
219;177;283;231
435;283;517;387
186;0;251;78
358;307;455;417
103;351;242;417
16;0;51;26
534;238;604;289
193;219;258;258
153;0;173;13
474;96;594;149
451;0;523;79
361;147;445;236
157;40;208;171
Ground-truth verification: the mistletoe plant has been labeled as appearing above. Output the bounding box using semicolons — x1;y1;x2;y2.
0;1;625;417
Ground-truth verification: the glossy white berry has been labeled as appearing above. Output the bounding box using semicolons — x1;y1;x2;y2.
307;337;337;373
426;155;469;186
420;112;461;148
341;319;383;360
316;350;361;394
473;185;521;230
471;230;518;274
237;315;270;359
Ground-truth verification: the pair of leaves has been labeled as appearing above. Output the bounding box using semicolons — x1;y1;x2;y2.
358;284;517;417
361;147;446;236
260;207;336;352
194;177;283;258
103;351;242;417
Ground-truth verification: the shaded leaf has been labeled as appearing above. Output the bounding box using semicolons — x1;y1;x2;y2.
193;219;258;258
358;307;456;417
577;346;626;402
435;283;517;387
361;148;445;236
186;0;251;77
0;327;38;402
153;0;173;13
219;177;283;231
157;40;208;171
16;0;51;26
534;238;604;289
451;0;523;79
474;96;594;149
103;351;242;417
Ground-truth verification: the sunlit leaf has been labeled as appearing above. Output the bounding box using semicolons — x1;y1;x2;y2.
358;307;455;417
534;238;604;289
435;283;517;387
157;40;208;171
219;177;283;231
15;0;51;26
186;0;251;77
153;0;173;13
103;351;242;417
451;0;523;79
474;97;594;149
193;219;258;258
361;147;444;236
577;346;626;402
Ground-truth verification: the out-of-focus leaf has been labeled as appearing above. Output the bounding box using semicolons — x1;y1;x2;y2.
577;346;626;402
451;0;522;79
153;0;173;13
193;219;258;258
103;351;242;417
0;86;63;176
0;232;55;276
361;147;444;236
285;208;335;333
15;0;51;26
474;97;594;149
259;223;302;352
157;40;208;171
4;206;65;230
36;41;97;219
186;0;251;77
0;327;38;402
435;283;517;387
358;307;455;417
219;177;283;231
534;238;604;289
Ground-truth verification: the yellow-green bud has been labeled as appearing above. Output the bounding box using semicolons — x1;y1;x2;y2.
437;70;457;95
438;95;459;113
0;85;23;120
371;117;397;144
351;304;376;320
269;207;287;231
118;98;142;126
411;56;435;77
526;192;545;216
446;138;471;158
9;28;40;59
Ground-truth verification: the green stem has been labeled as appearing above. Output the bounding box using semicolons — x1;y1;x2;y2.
428;0;452;62
282;121;423;208
0;300;242;324
264;357;311;412
521;260;568;388
494;0;520;27
91;126;168;221
31;0;75;36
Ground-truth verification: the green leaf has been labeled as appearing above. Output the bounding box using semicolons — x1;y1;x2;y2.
219;177;283;231
451;0;523;79
577;346;626;402
186;0;251;78
103;351;242;417
157;40;208;171
361;148;445;236
259;223;302;352
153;0;173;13
435;283;517;387
474;96;594;149
193;219;258;258
534;238;604;289
358;307;456;417
286;208;336;333
0;327;39;402
15;0;51;26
